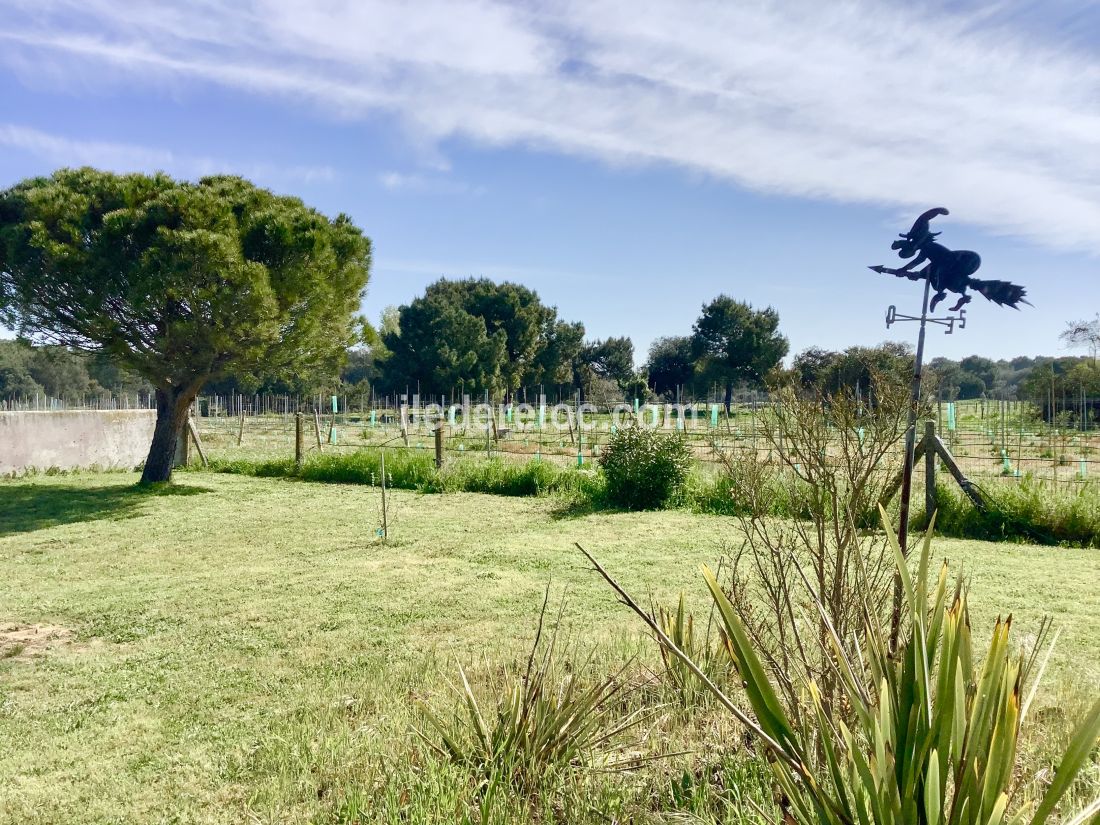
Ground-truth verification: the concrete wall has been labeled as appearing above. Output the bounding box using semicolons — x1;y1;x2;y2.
0;410;156;475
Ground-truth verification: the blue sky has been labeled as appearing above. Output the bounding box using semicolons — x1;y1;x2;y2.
1;1;1097;365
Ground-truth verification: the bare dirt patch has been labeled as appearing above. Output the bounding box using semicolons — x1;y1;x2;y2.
0;622;77;660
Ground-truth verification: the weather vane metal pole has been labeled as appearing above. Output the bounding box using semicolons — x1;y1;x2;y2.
870;207;1029;651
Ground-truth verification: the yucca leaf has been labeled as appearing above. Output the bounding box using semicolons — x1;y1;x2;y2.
985;791;1009;825
1061;796;1100;825
844;721;887;825
880;504;917;610
702;562;800;756
1020;627;1061;725
458;664;491;753
1029;696;1100;825
810;681;854;822
925;748;942;825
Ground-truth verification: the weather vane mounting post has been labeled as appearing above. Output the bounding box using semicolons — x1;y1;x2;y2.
870;207;1029;651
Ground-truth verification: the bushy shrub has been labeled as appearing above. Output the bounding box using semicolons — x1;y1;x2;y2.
597;425;692;510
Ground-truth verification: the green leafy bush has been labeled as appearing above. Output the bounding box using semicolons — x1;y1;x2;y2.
598;425;692;510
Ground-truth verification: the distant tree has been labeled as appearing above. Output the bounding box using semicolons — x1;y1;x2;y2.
929;356;991;400
956;373;987;400
381;278;593;401
582;336;635;396
0;168;370;482
340;348;376;388
378;305;401;341
1061;314;1100;364
691;296;788;411
928;357;962;400
792;346;838;389
382;289;506;397
85;352;152;398
646;335;695;398
27;345;95;399
0;339;43;398
620;371;650;403
1020;357;1100;413
432;278;557;396
531;319;585;391
959;355;996;394
817;342;912;397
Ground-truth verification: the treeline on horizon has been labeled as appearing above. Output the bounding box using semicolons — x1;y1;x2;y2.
2;276;1097;409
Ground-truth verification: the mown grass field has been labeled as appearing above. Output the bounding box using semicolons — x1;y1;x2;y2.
1;472;1098;824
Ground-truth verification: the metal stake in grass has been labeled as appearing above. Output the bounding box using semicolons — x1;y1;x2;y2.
379;445;387;543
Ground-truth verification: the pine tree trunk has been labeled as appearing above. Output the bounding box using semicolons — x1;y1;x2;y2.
140;386;194;484
724;381;733;415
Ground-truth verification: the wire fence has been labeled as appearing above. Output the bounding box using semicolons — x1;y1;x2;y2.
176;395;1097;489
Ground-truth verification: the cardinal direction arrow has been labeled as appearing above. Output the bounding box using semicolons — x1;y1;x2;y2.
885;304;965;334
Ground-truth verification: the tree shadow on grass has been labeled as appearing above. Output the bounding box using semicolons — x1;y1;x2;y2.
0;481;209;538
547;497;622;521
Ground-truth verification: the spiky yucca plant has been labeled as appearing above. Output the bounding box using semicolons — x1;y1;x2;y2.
655;591;730;709
582;509;1100;824
417;593;648;794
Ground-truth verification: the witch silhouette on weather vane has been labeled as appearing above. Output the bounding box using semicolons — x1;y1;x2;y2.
869;207;1031;312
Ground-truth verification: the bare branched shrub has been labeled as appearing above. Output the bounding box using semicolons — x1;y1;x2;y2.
715;372;917;726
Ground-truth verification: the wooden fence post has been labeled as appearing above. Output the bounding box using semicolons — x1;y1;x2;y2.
925;421;936;518
295;412;304;468
313;409;324;452
187;416;209;467
435;423;444;469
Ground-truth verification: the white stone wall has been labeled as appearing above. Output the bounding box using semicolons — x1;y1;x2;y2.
0;410;156;475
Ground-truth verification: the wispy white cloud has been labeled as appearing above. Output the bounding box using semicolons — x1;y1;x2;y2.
0;123;175;170
2;0;1098;251
379;171;485;196
0;123;335;186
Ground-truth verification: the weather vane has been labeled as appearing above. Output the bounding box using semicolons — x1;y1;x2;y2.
869;207;1030;650
870;207;1030;314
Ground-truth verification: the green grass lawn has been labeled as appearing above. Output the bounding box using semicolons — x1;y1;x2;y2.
1;473;1098;824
